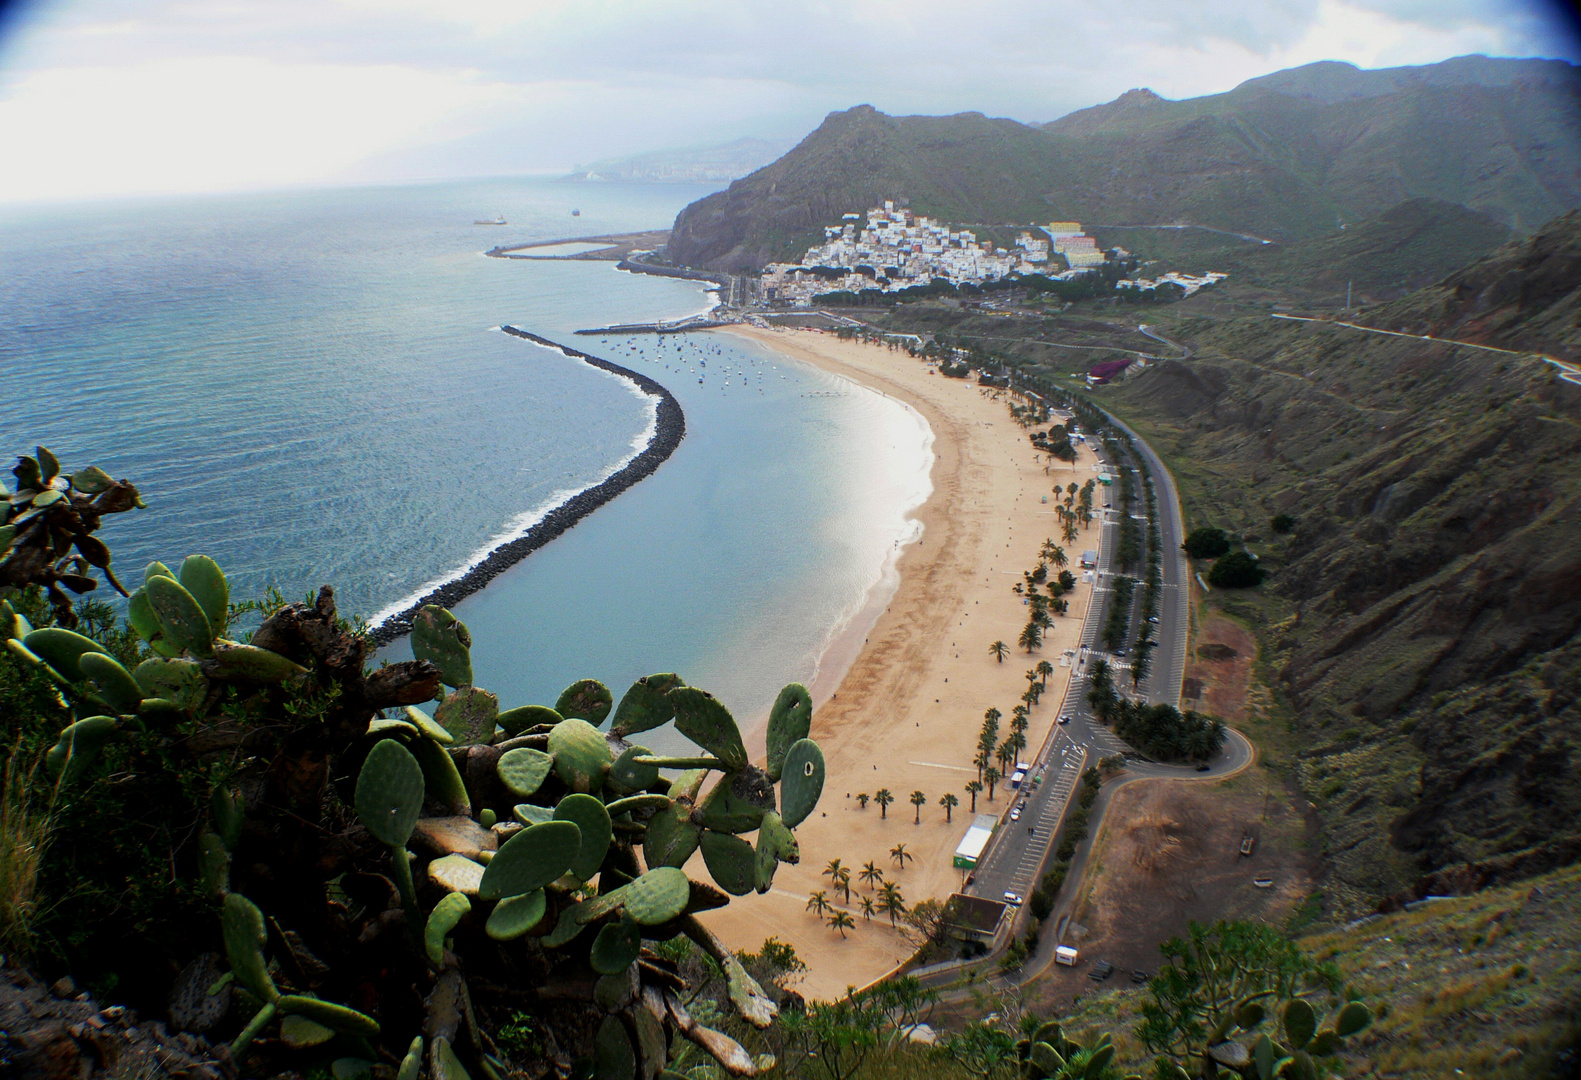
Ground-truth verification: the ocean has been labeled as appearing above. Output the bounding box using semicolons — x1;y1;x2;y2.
0;178;932;737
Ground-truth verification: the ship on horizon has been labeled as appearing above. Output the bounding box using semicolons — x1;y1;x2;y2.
473;215;506;225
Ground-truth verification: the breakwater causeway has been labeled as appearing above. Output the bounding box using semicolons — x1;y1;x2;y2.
369;327;686;645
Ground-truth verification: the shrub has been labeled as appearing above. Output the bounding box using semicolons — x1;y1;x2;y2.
1209;549;1267;588
1182;527;1231;559
1270;512;1296;534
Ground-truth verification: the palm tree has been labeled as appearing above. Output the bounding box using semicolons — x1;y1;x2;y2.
1036;660;1053;686
973;748;990;782
834;867;852;904
806;890;831;917
984;707;1002;724
984;765;1001;801
1018;622;1042;652
858;861;884;890
940;792;959;823
1049;546;1067;570
988;640;1008;664
965;780;983;813
878;882;906;927
823;858;844;889
890;843;913;870
859;896;876;922
856;792;870;810
909;790;927;823
874;789;893;819
827;910;855;939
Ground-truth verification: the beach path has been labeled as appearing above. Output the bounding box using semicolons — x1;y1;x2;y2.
697;326;1105;1000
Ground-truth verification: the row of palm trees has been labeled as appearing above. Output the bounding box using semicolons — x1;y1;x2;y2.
806;856;912;937
854;788;963;824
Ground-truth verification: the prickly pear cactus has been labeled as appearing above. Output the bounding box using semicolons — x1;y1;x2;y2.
411;604;474;688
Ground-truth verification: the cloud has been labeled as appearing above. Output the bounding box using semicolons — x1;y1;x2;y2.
0;0;1574;201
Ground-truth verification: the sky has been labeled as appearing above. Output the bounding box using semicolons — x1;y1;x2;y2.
0;0;1576;203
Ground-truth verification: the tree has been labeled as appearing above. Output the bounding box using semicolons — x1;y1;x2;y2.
942;1021;1018;1079
1271;512;1296;534
858;861;884;890
856;792;869;809
973;748;990;782
1208;550;1266;588
989;639;1009;663
827;910;856;938
965;780;983;812
984;765;1002;800
940;792;959;822
780;991;883;1080
1036;659;1054;686
890;843;913;870
877;881;907;926
807;890;832;917
834;866;853;904
823;858;844;889
859;896;876;921
1018;621;1043;652
910;789;927;823
1182;526;1231;559
874;788;894;819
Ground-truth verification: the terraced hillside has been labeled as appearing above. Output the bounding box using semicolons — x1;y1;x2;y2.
1094;211;1581;913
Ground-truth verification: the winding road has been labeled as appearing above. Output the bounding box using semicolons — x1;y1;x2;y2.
1270;313;1581;387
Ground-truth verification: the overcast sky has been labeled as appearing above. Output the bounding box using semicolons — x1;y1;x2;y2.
0;0;1576;203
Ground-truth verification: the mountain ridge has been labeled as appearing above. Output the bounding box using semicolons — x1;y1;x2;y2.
666;54;1581;272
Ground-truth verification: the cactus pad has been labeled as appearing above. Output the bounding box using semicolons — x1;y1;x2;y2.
212;787;244;850
778;739;825;828
125;589;166;649
607;744;659;795
609;673;683;737
178;555;229;633
131;657;207;710
354;739;426;847
1334;1001;1370;1037
699;831;756;896
221;893;277;1003
478;820;581;901
765;683;813;781
554;793;612;881
411;605;473;688
211;640;306;683
543;902;588;948
555;679;613;725
496;704;562;738
590;914;642;976
45;716;120;785
428;854;485;897
145;573;216;658
367;717;419;739
281;1014;336;1049
548;717;612;792
22;627;109;681
667;769;707;803
434;686;499;745
594;1014;637;1080
497;747;553;797
410;736;471;816
484;889;547;941
1283;999;1317;1049
670;688;747;771
642;801;700;870
275;995;380;1038
622;867;691;926
604;794;671;819
76;652;142;713
697;767;775;833
754;812;798;894
402;705;454;744
425;891;472;965
513;803;555;826
432;1037;470;1080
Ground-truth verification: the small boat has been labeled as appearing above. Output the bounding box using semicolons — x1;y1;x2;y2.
1253;877;1274;889
571;209;581;216
474;215;506;225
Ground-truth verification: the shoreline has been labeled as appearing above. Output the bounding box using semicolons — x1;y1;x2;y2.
701;325;1107;999
368;329;686;645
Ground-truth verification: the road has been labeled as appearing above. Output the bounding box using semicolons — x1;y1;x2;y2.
919;398;1252;994
1270;312;1581;387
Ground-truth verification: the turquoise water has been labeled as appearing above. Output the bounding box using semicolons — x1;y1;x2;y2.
0;179;931;733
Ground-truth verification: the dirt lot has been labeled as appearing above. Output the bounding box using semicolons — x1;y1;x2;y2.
1030;773;1319;1009
1180;613;1257;722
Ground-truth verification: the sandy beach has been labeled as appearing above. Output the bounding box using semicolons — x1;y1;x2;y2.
699;326;1106;1000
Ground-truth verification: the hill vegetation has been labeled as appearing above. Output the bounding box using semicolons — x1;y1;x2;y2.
667;55;1581;273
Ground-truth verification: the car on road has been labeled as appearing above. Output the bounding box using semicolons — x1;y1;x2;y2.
1195;762;1211;772
1058;715;1072;725
1147;616;1160;624
1003;891;1023;906
1009;806;1022;821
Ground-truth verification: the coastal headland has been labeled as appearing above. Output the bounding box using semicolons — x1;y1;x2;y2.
369;328;685;645
698;326;1106;1000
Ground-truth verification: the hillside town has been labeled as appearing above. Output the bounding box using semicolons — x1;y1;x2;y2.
760;202;1120;306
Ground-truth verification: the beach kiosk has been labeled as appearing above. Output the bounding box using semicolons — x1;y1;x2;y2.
953;813;998;870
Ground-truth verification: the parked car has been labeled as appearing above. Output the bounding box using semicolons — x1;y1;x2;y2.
1009;806;1022;821
1003;891;1024;906
1058;715;1072;725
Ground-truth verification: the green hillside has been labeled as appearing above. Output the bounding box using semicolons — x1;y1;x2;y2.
667;55;1581;272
